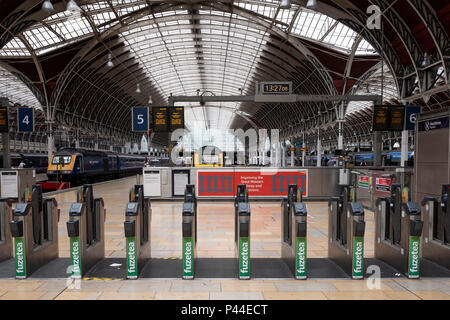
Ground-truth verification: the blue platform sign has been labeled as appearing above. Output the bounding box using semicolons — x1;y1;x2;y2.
18;108;34;132
405;106;421;131
132;107;149;132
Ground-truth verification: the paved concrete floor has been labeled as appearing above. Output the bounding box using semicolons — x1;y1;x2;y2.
1;176;449;300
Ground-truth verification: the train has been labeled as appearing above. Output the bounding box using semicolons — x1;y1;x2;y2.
46;148;168;184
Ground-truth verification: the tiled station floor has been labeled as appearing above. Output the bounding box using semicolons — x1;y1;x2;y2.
0;176;449;300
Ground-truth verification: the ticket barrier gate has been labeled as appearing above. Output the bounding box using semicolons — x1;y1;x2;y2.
281;184;307;279
124;185;151;279
0;199;13;262
66;185;106;278
375;184;423;278
328;185;366;279
421;184;450;269
9;185;59;278
235;184;251;280
182;185;197;279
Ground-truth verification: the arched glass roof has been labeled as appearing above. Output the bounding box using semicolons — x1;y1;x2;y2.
0;0;388;132
346;64;398;116
0;65;43;109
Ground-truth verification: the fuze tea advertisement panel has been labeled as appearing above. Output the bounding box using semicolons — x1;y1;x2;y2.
197;169;308;197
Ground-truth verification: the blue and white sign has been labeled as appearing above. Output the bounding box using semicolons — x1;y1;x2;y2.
17;108;34;132
132;107;149;132
405;106;421;131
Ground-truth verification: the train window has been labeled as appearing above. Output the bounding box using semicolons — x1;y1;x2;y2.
52;156;72;165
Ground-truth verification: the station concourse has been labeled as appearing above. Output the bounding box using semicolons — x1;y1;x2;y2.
0;0;448;303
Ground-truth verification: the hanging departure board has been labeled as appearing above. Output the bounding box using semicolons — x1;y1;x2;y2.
169;107;185;131
0;106;8;133
372;105;406;132
152;107;169;132
389;105;405;131
372;105;389;131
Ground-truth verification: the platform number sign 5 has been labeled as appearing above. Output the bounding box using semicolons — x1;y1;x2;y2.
132;107;149;132
18;108;34;132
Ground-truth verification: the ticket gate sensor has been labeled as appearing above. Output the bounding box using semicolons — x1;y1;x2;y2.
124;185;151;279
235;184;251;280
375;184;423;278
0;199;13;262
9;185;59;278
281;184;308;279
66;185;106;278
182;184;197;279
328;185;366;279
421;184;450;269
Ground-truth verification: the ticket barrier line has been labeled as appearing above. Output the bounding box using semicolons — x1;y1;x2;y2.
67;184;106;278
8;185;59;278
328;185;366;279
421;184;450;270
375;184;423;278
235;184;251;280
124;185;151;279
0;199;13;263
281;184;307;279
182;184;197;279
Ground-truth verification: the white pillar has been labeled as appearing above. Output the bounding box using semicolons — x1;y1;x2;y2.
47;123;53;161
316;129;321;167
290;150;294;167
302;133;306;167
281;146;286;167
400;130;409;167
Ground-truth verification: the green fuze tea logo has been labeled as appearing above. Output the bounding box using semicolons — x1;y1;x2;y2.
16;240;25;274
127;239;136;274
183;239;193;275
408;237;420;278
296;238;306;278
239;239;250;278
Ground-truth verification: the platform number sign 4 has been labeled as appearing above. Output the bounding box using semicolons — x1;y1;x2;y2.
18;108;34;132
132;107;149;132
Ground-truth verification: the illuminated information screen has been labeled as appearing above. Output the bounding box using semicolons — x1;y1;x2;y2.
152;107;169;132
169;107;185;131
372;105;389;131
261;82;292;94
0;106;8;133
389;106;405;131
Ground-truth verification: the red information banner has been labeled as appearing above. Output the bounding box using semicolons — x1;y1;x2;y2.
376;177;391;192
197;169;308;197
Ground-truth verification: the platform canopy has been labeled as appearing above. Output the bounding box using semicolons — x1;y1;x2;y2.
0;0;448;149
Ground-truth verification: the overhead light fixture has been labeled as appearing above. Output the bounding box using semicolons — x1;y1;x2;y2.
148;96;153;104
66;0;81;12
279;0;291;10
393;141;400;149
107;53;114;67
136;83;141;94
306;0;318;10
42;0;55;13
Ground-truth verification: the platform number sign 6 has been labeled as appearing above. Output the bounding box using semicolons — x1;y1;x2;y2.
18;108;34;132
132;107;149;132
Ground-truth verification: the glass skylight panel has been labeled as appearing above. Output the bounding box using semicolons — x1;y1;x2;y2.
0;38;29;57
117;4;146;16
